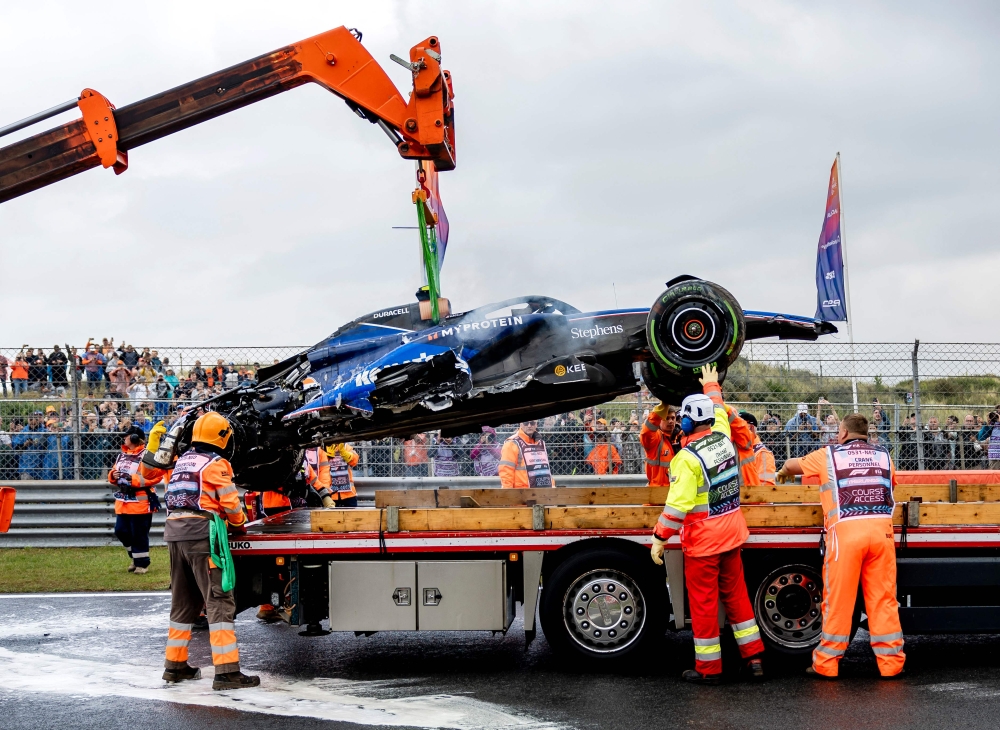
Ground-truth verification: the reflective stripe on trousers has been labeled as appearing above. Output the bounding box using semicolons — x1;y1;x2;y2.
693;636;722;661
732;618;761;645
165;621;192;664
209;621;240;667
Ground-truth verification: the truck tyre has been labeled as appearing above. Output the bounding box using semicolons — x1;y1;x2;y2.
539;547;668;664
751;563;861;663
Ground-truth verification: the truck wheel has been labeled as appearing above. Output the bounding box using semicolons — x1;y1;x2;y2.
540;547;667;663
753;563;824;656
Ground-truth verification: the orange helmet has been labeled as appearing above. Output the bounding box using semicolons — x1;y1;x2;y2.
191;411;232;450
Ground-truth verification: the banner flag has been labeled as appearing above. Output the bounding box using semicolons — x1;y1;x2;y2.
815;158;848;322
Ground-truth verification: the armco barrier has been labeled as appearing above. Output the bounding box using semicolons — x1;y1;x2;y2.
0;475;649;548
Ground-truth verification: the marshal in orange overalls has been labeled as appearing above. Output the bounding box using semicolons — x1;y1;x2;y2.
799;439;905;677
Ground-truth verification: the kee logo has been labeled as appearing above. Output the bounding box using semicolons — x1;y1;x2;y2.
555;363;586;377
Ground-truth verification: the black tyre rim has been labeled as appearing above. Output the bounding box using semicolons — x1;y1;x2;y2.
754;564;823;651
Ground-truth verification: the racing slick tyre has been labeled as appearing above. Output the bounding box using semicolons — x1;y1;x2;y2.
539;546;668;665
640;360;728;406
647;278;745;376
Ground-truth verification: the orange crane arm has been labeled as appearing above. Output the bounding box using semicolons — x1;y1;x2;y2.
0;26;455;204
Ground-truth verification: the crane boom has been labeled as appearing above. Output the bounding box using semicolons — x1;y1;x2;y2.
0;26;455;204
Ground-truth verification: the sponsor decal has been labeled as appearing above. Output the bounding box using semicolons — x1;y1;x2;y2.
571;324;624;339
373;307;409;319
433;316;524;338
555;363;585;377
229;541;251;550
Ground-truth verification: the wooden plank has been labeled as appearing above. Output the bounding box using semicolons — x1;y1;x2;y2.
375;487;671;509
311;500;1000;533
399;507;534;531
914;502;1000;525
742;484;1000;504
311;509;384;533
546;506;663;530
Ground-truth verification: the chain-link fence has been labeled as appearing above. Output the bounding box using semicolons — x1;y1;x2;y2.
2;342;1000;480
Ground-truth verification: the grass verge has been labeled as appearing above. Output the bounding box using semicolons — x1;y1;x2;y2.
0;546;170;593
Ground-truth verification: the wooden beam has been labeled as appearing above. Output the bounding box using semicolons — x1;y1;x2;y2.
375;486;671;509
742;484;1000;504
312;503;827;532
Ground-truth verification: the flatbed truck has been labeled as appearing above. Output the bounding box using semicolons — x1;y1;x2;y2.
230;472;1000;662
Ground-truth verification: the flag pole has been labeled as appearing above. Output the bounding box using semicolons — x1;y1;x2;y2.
837;151;859;410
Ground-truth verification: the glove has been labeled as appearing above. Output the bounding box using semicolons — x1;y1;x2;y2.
147;421;167;453
322;495;336;508
652;402;670;419
698;362;719;386
650;537;666;565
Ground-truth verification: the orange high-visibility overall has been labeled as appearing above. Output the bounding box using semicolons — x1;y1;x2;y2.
640;413;678;486
800;440;905;677
752;437;776;486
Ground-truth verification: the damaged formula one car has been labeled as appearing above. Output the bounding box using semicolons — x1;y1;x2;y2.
146;276;836;491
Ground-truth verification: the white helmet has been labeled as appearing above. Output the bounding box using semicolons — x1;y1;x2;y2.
680;393;715;424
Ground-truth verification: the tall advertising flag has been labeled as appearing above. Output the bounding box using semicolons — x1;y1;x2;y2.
814;159;848;322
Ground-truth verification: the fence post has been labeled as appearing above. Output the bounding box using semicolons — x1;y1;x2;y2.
67;342;82;479
893;402;900;462
912;340;924;471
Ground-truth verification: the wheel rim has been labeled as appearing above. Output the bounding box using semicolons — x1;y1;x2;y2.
562;569;646;654
754;565;823;651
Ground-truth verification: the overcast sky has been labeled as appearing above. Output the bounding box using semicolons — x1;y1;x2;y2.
1;1;997;347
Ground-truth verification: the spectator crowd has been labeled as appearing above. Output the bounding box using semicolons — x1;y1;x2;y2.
4;342;1000;480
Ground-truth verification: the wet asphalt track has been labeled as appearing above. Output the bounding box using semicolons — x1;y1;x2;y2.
2;592;1000;729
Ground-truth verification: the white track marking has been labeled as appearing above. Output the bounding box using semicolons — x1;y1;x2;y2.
0;648;563;729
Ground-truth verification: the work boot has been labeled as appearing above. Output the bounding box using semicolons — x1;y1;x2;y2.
134;566;149;575
213;671;261;691
127;565;137;573
743;657;765;681
681;669;722;685
193;615;209;630
256;606;282;623
162;664;201;683
805;666;838;680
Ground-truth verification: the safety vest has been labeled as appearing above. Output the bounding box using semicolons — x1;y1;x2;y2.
329;453;356;498
165;450;219;513
111;450;144;503
686;431;741;520
509;433;552;488
752;441;776;484
989;426;1000;461
819;441;894;528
